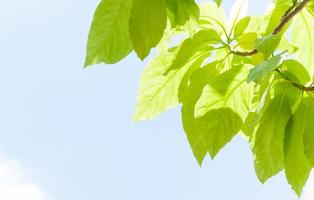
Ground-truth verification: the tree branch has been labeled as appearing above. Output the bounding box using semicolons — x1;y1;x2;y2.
273;0;311;34
231;0;311;56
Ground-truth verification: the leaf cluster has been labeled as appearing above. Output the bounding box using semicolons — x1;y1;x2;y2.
85;0;314;196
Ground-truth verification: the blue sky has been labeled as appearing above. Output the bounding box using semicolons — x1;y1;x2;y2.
0;0;313;199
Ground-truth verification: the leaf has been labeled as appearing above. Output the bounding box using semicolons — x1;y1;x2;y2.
284;98;312;196
303;96;314;166
166;0;199;26
196;108;243;159
181;62;219;164
236;32;257;50
165;29;220;73
292;10;314;78
228;0;249;34
85;0;133;66
234;16;250;37
278;37;299;54
272;0;294;6
248;55;283;83
214;0;222;6
195;64;254;121
307;1;314;17
279;59;311;85
265;2;292;35
198;3;227;35
181;62;243;162
251;91;292;183
255;35;282;59
129;0;167;60
234;16;267;38
133;50;207;122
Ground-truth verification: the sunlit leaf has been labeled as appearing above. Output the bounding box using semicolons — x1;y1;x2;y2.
85;0;133;66
129;0;167;60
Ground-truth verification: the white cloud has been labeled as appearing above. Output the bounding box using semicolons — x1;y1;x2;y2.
302;171;314;200
0;153;46;200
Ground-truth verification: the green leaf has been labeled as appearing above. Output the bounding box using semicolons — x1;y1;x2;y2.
234;16;250;37
195;108;243;159
236;32;257;50
279;59;311;85
248;55;283;82
199;3;227;35
134;50;206;122
181;63;243;161
251;91;292;183
292;10;314;78
214;0;222;6
303;96;314;166
307;1;314;17
255;35;282;59
166;0;199;26
234;16;267;38
129;0;167;60
228;0;248;34
272;0;294;6
195;64;254;121
165;30;220;73
181;62;219;164
85;0;133;66
265;2;292;35
278;37;299;54
284;98;312;196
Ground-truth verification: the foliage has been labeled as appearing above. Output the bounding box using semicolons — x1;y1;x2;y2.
85;0;314;196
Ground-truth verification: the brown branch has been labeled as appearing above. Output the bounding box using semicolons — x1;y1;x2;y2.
230;49;258;56
231;0;310;56
273;0;311;34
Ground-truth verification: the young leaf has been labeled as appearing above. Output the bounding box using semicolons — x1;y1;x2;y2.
129;0;167;60
234;16;267;38
234;16;250;37
85;0;133;66
236;32;258;50
248;55;283;82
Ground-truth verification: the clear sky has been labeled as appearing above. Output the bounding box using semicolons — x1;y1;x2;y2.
0;0;312;199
